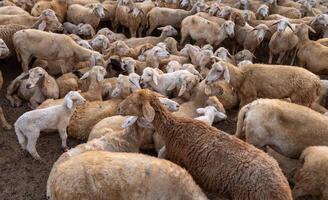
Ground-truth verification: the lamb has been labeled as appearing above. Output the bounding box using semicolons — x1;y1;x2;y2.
67;3;105;29
140;67;199;97
235;99;328;159
89;34;110;54
63;22;95;38
6;67;59;108
79;66;107;101
14;91;86;160
295;23;328;74
13;29;105;72
96;27;127;43
118;89;292;200
194;105;227;125
269;19;298;64
123;25;178;48
31;0;68;23
180;15;235;46
111;73;141;99
205;61;327;113
115;0;144;37
293;146;328;199
0;44;11;130
47;151;208;200
146;2;204;35
0;9;63;32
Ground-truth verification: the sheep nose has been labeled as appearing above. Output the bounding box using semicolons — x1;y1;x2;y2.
26;84;31;89
140;82;145;88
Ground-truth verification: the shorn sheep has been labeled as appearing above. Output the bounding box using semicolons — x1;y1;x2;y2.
205;61;327;113
13;29;105;72
47;151;208;200
235;99;328;158
293;146;328;199
118;89;292;200
14;91;86;160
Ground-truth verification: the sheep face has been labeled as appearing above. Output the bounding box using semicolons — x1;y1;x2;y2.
81;66;107;82
276;19;293;33
78;24;95;37
256;5;269;18
214;47;231;61
121;57;136;74
222;21;235;38
90;35;110;50
140;68;156;86
38;9;64;32
112;74;129;97
166;61;181;73
158;26;178;37
128;73;141;92
77;40;93;50
252;24;270;43
294;23;316;38
114;41;132;56
25;67;48;89
0;39;10;59
205;62;230;84
64;91;86;110
151;47;170;60
234;49;254;63
93;4;105;18
209;3;220;16
218;6;231;18
159;97;180;112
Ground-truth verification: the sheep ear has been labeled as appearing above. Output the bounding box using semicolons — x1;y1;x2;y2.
216;112;227;119
142;101;155;122
96;72;104;81
308;25;316;33
121;116;138;128
90;55;96;66
103;40;108;50
65;97;73;110
178;82;187;96
166;81;176;91
223;67;230;83
137;117;153;128
204;85;212;96
38;20;47;31
196;108;205;115
152;72;159;85
80;71;90;80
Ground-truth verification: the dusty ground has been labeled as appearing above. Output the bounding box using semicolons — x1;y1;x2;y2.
0;56;239;200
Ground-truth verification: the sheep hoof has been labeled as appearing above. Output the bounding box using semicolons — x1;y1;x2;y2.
62;146;70;152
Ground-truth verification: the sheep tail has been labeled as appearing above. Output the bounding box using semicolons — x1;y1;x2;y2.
235;103;250;139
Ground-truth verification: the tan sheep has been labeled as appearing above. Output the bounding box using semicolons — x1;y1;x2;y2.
13;29;104;72
293;146;328;199
67;3;105;29
47;151;208;200
205;61;327;113
31;0;68;23
235;98;328;159
0;5;30;15
118;89;292;200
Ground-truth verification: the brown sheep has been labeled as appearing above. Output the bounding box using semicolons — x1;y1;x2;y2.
205;61;327;113
118;89;292;200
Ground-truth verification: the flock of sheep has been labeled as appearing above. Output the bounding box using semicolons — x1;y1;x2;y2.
2;0;328;199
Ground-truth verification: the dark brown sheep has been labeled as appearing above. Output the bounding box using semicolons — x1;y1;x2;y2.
118;89;292;200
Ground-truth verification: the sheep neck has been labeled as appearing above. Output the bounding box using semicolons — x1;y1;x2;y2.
227;65;243;89
73;42;93;61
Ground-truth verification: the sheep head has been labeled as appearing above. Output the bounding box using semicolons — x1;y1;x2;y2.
230;11;246;26
80;66;107;82
222;20;235;38
64;91;86;110
218;6;231;18
251;24;270;44
25;67;49;89
0;39;10;59
158;26;178;37
149;46;170;60
35;9;63;32
256;5;269;19
121;57;137;74
273;18;294;33
214;47;232;61
205;62;230;84
89;35;110;51
140;67;159;86
159;97;180;112
209;3;221;16
93;4;105;18
77;40;93;50
294;23;316;39
196;105;227;122
77;24;96;37
234;49;255;63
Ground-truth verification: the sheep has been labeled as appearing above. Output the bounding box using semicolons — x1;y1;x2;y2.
111;73;141;99
140;67;199;97
13;29;105;72
38;98;122;140
268;19;298;65
180;15;235;47
96;27;127;43
118;89;292;199
47;151;208;200
243;24;271;53
123;25;178;48
233;49;255;64
0;0;16;7
293;146;328;199
0;5;30;15
89;34;110;54
235;98;328;159
102;0;118;30
264;0;302;19
0;49;11;130
295;23;328;74
115;0;144;37
205;61;327;113
0;9;63;32
31;0;68;23
63;22;95;38
67;3;105;29
195;105;227;125
146;2;205;35
14;91;86;160
6;67;59;109
79;66;107;101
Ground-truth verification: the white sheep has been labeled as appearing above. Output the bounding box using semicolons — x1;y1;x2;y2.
14;91;86;161
195;105;227;125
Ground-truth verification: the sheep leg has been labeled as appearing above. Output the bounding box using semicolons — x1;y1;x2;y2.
26;132;42;160
268;51;273;64
138;27;143;38
15;127;27;150
21;53;32;72
147;26;156;36
0;106;11;130
277;52;286;64
290;49;297;66
130;28;137;38
58;128;68;150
